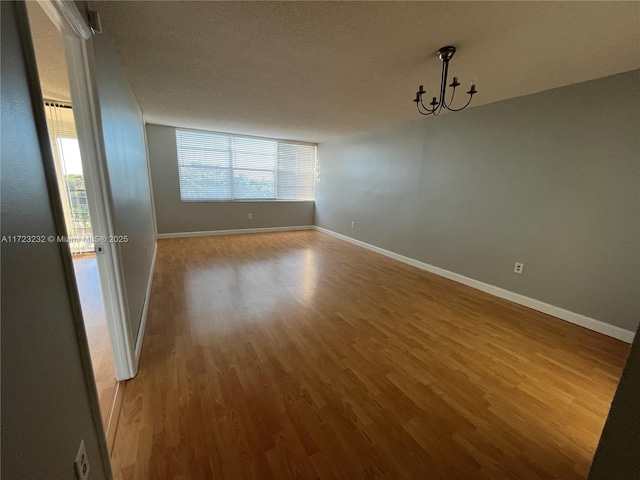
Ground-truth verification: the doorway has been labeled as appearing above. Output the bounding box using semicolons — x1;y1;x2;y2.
42;99;116;425
25;2;121;443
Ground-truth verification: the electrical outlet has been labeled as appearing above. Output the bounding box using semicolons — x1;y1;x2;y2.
248;213;253;219
351;221;355;229
74;440;90;480
514;262;524;274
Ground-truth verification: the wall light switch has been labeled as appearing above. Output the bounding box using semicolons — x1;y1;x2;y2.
248;213;253;219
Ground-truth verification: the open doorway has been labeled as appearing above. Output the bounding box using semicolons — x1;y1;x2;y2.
26;2;117;438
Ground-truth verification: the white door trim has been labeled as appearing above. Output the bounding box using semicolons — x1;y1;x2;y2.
63;34;135;380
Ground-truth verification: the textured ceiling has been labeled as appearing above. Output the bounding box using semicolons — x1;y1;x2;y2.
94;2;639;143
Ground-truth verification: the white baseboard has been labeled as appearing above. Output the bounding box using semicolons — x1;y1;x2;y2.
157;225;314;239
134;243;158;364
314;226;636;344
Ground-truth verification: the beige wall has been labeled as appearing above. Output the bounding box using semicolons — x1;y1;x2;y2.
145;124;314;234
1;2;109;477
315;71;640;333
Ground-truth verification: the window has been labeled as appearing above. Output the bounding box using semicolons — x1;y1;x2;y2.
176;129;316;201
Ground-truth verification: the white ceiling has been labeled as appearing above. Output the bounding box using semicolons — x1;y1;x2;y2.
94;1;639;143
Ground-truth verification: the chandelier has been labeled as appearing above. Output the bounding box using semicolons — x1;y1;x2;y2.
414;46;477;116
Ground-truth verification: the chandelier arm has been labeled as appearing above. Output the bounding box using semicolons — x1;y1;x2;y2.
445;94;474;112
415;100;432;116
419;96;438;114
415;103;428;115
443;84;456;108
419;103;436;116
423;94;444;115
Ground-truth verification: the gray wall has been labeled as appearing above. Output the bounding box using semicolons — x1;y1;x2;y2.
1;2;109;478
146;124;314;234
315;71;640;332
88;31;156;342
589;330;640;479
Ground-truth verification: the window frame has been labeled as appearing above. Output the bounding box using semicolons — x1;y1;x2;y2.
175;128;316;203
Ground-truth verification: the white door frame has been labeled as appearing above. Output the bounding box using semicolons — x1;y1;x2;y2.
39;0;136;380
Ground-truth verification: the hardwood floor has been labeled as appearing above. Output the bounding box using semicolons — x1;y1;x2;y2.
111;231;629;479
73;254;117;427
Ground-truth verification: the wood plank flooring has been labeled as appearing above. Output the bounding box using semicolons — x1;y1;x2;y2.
111;231;629;479
73;254;117;427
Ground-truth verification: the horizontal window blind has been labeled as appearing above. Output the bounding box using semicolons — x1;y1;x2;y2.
176;129;316;201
